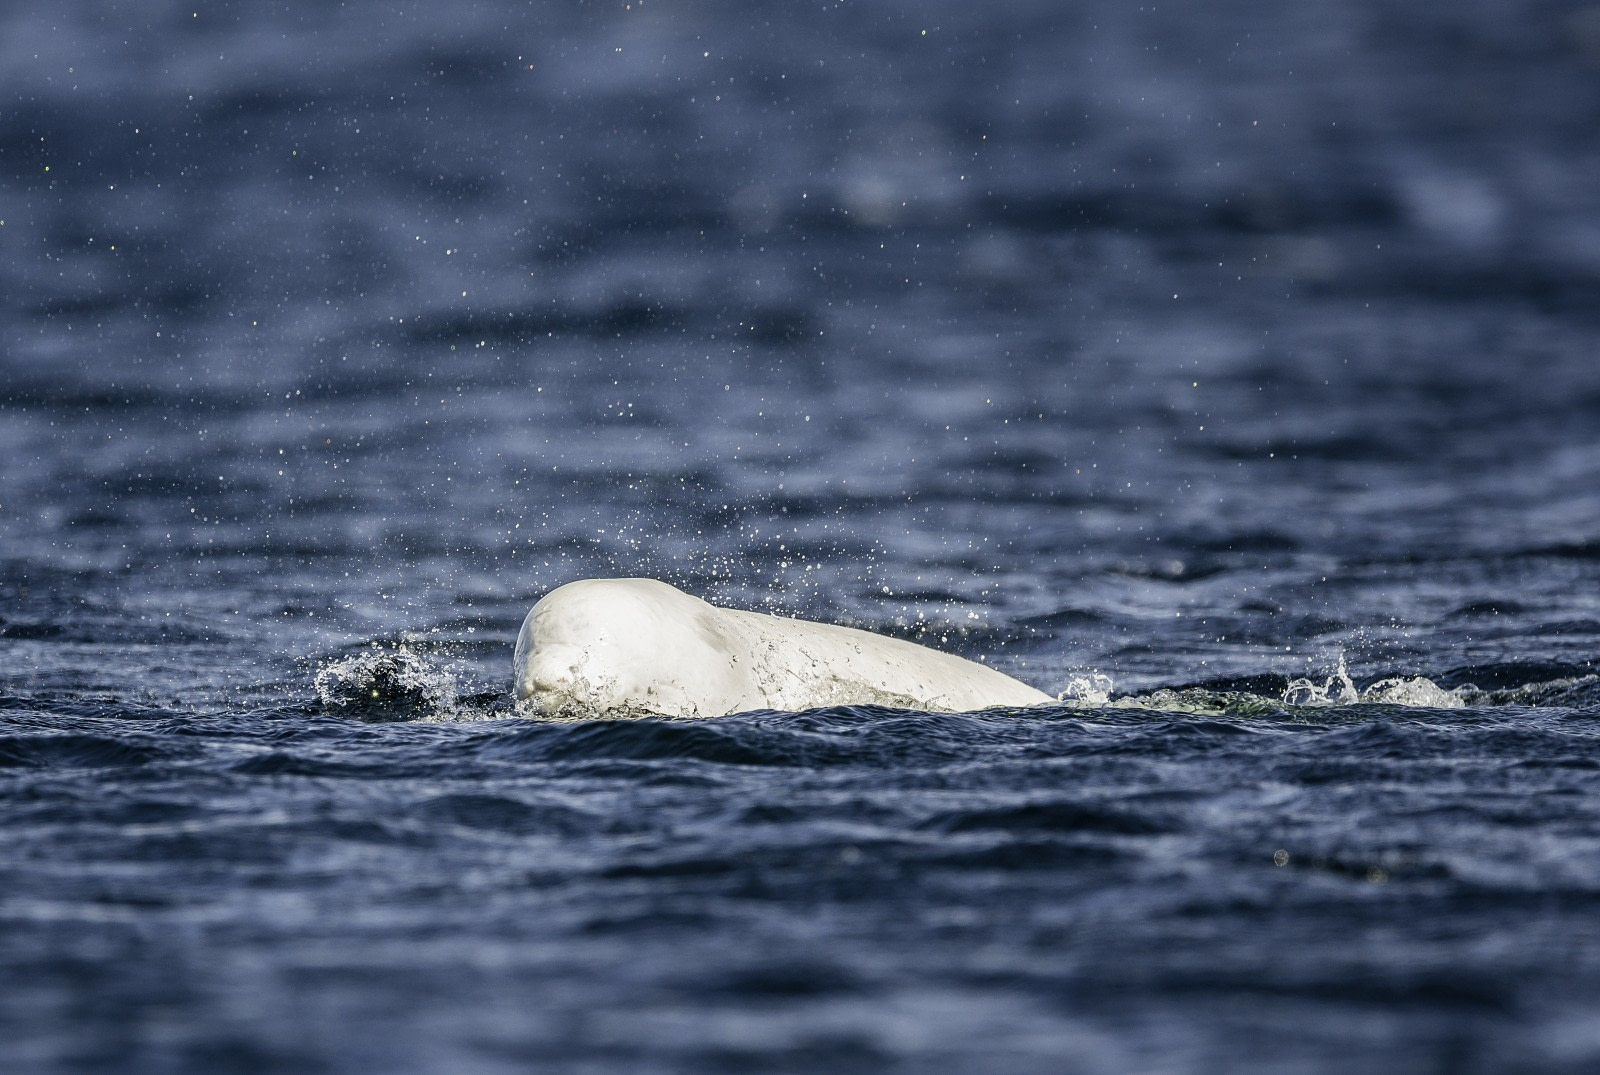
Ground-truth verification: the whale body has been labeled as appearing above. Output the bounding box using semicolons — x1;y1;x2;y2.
514;578;1053;719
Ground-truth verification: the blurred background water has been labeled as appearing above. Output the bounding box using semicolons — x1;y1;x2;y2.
4;1;1600;1071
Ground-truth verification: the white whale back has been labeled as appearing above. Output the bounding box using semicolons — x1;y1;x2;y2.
514;578;1052;719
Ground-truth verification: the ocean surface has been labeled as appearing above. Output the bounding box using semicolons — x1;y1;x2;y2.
5;1;1600;1071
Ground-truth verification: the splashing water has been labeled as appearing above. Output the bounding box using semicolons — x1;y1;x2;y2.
313;643;460;720
1058;672;1116;705
1360;676;1466;708
1282;654;1361;706
1281;655;1465;709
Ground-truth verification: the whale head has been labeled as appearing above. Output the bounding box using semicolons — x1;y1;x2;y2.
514;578;758;719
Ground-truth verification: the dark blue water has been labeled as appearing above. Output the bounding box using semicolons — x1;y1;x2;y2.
5;1;1600;1071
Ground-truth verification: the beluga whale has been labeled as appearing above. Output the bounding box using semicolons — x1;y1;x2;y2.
514;578;1053;719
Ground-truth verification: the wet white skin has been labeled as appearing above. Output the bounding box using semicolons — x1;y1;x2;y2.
514;578;1052;719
